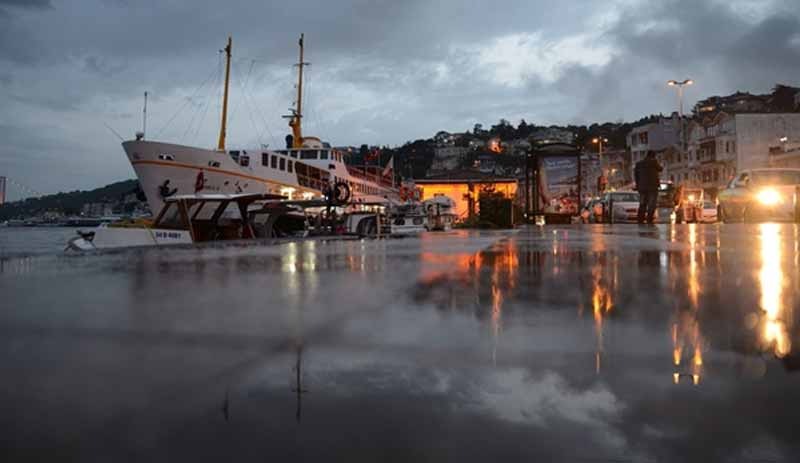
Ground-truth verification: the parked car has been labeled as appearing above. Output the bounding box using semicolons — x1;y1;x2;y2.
601;191;640;223
700;200;717;223
717;168;800;222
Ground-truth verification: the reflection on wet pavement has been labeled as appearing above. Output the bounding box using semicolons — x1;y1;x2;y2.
2;226;800;461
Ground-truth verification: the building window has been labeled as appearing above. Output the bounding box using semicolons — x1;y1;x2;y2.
271;155;277;169
279;158;286;171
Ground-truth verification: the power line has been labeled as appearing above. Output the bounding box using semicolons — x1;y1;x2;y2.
155;61;219;139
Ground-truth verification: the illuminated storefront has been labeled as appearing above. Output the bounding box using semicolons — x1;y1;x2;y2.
415;174;518;220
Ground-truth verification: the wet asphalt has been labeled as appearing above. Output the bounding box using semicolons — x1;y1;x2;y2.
1;224;800;462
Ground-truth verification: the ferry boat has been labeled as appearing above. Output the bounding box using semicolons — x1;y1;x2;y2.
123;34;397;215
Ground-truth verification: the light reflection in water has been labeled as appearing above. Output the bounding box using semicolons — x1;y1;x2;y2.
591;257;613;374
672;224;703;385
758;224;791;357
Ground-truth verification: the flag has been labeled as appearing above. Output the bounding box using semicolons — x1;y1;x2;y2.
382;155;394;177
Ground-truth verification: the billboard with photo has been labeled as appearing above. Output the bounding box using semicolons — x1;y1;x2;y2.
537;155;580;214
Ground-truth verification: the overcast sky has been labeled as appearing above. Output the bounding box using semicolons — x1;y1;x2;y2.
1;0;799;199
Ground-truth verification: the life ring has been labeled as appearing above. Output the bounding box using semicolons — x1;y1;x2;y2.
195;171;205;193
324;181;351;206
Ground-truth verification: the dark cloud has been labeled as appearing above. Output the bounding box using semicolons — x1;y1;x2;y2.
0;0;799;197
0;0;51;8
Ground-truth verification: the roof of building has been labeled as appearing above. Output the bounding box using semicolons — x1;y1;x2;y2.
414;169;517;184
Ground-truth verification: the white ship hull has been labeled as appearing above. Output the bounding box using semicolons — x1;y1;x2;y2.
123;140;396;214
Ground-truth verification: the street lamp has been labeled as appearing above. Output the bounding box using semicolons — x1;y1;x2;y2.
592;137;609;193
592;137;609;155
668;78;693;164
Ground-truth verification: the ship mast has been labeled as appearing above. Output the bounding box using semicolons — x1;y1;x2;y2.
217;36;232;151
285;33;308;149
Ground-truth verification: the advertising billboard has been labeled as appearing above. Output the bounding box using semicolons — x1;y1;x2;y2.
537;156;580;215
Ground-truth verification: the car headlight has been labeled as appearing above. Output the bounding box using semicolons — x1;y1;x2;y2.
756;188;782;206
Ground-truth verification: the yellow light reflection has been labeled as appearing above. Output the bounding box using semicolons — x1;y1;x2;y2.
688;223;699;309
591;259;613;374
758;224;791;357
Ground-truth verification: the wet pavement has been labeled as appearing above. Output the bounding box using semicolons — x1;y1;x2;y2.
2;224;800;461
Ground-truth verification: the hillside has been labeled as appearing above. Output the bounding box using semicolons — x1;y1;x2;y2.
0;179;140;221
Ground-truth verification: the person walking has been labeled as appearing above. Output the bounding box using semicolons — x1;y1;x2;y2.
634;151;663;224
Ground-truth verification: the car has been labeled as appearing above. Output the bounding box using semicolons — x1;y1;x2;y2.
717;168;800;223
600;191;640;223
700;200;717;223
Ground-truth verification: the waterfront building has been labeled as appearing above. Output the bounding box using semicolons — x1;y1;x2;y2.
626;113;681;180
428;146;470;174
415;171;517;220
682;112;800;196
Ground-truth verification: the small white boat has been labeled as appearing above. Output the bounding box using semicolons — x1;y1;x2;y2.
66;192;293;251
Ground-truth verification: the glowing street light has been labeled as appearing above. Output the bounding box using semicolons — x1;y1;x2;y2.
668;78;693;156
593;137;610;193
592;136;609;161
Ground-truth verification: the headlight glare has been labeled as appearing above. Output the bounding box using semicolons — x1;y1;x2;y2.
756;188;782;205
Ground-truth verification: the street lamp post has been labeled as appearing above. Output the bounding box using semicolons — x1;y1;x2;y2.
592;137;609;193
667;78;693;158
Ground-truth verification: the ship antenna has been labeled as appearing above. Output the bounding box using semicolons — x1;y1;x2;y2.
142;91;148;140
217;36;232;151
284;33;309;149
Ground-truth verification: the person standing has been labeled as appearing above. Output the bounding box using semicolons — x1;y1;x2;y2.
634;151;663;224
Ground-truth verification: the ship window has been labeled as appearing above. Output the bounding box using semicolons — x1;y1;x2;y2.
279;158;286;171
158;154;175;161
320;150;329;160
262;153;269;166
288;160;293;173
208;160;221;168
240;155;249;167
271;155;277;169
301;150;317;160
290;150;298;158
